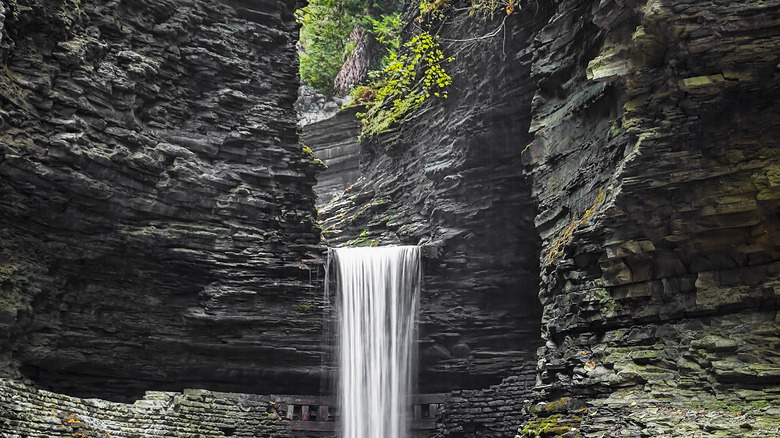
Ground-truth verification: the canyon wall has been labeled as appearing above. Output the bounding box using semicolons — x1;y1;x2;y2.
301;108;361;206
0;0;778;434
317;10;548;392
0;0;325;401
0;378;292;437
525;0;780;434
314;0;780;435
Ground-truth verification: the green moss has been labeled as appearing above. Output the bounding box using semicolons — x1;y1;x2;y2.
346;236;377;247
545;397;569;412
679;74;726;90
609;121;620;137
520;414;583;438
585;288;621;316
749;400;770;409
544;189;605;264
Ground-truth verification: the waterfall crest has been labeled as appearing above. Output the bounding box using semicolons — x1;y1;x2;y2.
332;245;421;438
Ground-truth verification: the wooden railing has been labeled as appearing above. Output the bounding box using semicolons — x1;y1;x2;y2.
272;394;447;434
410;393;446;430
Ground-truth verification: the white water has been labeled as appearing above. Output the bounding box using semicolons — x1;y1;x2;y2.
331;245;421;438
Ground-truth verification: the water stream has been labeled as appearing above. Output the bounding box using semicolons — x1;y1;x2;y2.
330;245;421;438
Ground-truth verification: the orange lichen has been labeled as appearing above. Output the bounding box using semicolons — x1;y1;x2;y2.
544;189;605;265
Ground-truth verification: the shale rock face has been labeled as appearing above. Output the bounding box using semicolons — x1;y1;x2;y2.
295;85;347;127
302;107;361;207
524;0;780;434
315;0;780;434
0;0;324;400
317;14;547;392
0;378;293;437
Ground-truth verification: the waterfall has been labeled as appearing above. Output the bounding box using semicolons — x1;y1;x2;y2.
331;245;421;438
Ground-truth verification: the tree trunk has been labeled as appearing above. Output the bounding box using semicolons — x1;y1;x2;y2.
334;26;374;97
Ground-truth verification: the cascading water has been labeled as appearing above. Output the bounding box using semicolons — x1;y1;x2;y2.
330;245;421;438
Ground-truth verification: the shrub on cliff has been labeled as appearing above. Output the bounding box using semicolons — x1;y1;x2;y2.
350;31;453;137
296;0;402;95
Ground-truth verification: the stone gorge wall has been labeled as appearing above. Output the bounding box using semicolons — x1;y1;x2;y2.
523;0;780;435
0;378;293;437
313;0;780;435
0;0;325;401
317;9;549;393
1;0;778;435
432;366;537;438
301;107;361;207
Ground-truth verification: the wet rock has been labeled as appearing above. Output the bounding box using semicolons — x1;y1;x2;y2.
0;0;326;401
295;85;348;127
523;0;780;433
0;378;293;437
302;107;362;207
316;11;549;393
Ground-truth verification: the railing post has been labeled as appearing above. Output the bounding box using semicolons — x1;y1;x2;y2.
318;405;329;422
280;393;444;433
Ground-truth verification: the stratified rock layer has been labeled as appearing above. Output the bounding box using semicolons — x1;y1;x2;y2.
301;107;361;207
524;0;780;434
316;0;780;434
0;0;325;400
0;378;292;437
317;13;547;391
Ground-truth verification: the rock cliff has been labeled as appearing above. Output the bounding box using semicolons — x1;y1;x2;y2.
526;0;780;434
317;12;548;392
302;107;361;207
0;378;292;437
313;0;780;434
0;0;778;434
0;0;325;401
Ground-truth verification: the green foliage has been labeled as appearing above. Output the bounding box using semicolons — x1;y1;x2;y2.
368;13;402;55
423;0;519;19
469;0;519;18
298;303;315;311
297;0;402;94
346;236;378;246
419;0;452;18
296;0;370;93
609;121;621;137
353;31;453;136
520;414;583;437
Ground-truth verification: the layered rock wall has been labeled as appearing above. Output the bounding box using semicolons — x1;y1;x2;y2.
524;0;780;434
0;378;292;437
433;366;537;438
317;9;548;392
0;0;325;400
1;0;779;434
301;107;361;207
315;0;780;435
